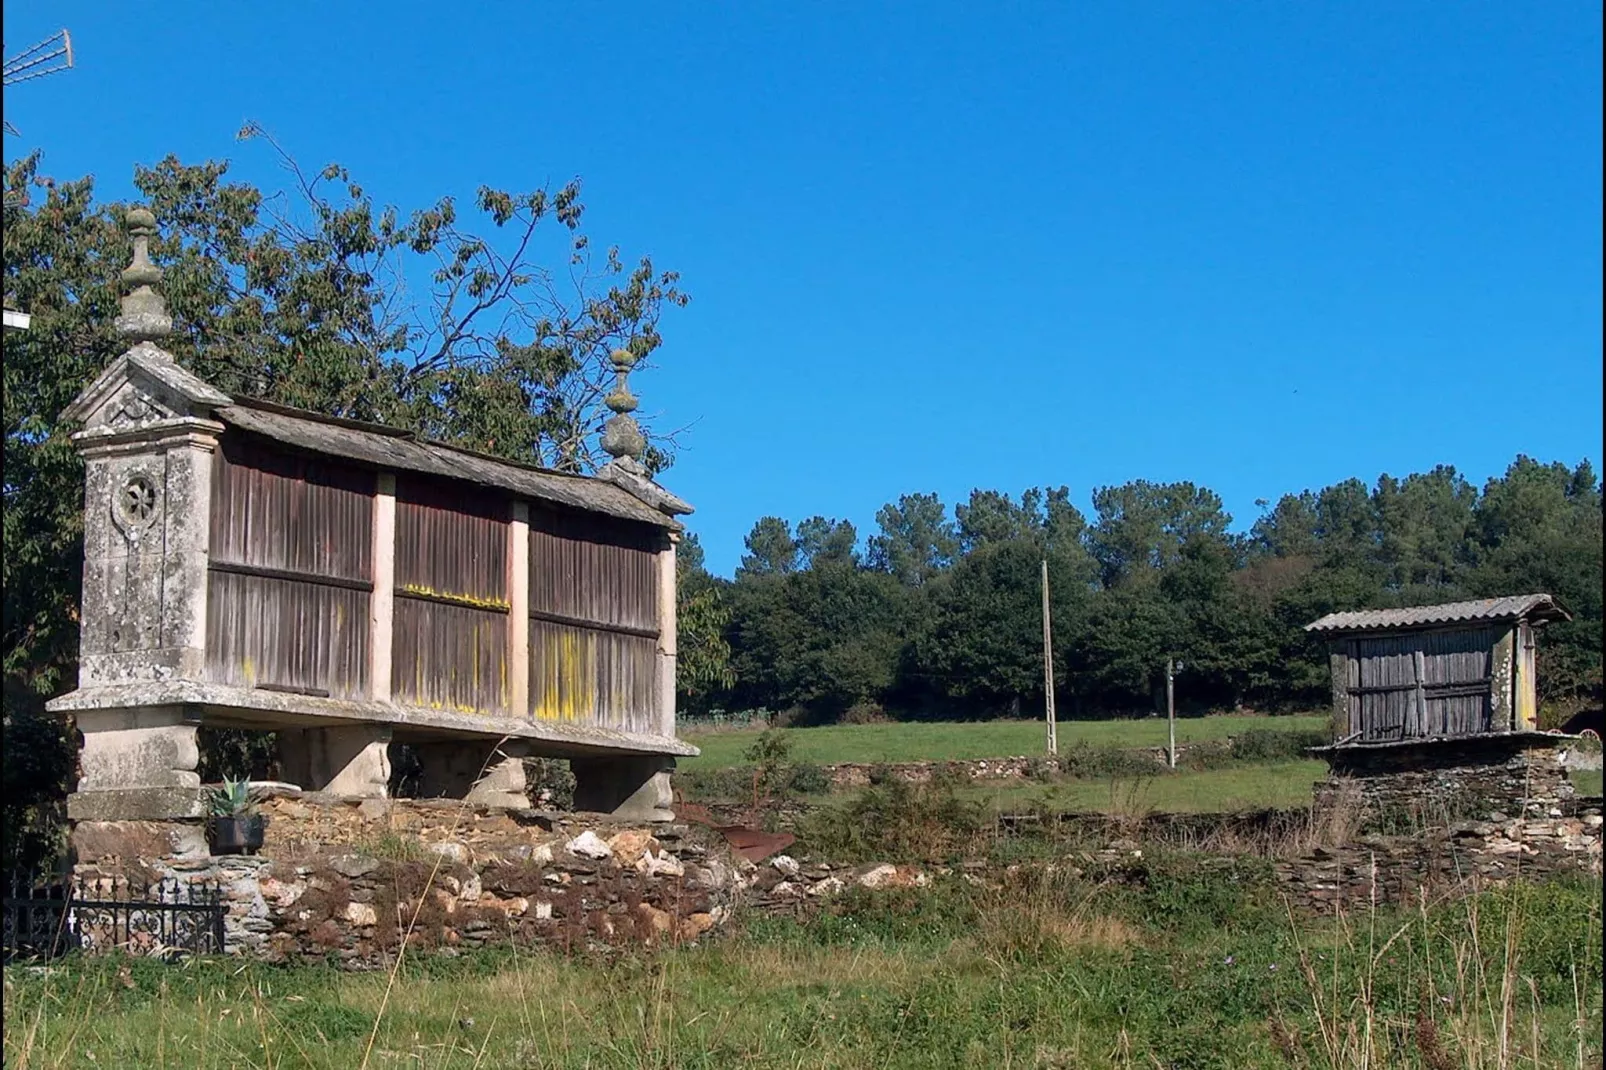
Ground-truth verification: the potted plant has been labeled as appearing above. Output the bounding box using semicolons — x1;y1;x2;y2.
207;779;267;855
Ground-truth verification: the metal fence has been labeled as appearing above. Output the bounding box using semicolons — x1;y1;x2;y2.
3;872;226;962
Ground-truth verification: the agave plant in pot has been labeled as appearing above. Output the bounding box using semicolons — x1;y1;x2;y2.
207;779;267;855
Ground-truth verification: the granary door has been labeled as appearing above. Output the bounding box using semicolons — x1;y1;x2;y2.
1352;628;1495;742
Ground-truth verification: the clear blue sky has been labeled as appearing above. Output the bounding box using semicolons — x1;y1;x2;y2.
6;2;1601;576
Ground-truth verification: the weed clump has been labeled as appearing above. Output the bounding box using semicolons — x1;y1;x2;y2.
798;774;984;863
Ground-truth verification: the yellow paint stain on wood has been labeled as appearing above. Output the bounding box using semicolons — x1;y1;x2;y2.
532;628;595;724
397;583;511;612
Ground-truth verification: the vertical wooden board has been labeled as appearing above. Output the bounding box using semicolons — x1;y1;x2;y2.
394;475;510;602
528;508;662;632
211;434;374;581
391;598;509;715
528;619;658;732
205;571;370;699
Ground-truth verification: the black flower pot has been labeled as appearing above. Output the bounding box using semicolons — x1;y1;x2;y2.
208;815;267;856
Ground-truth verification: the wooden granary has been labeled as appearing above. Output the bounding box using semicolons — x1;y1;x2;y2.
1306;594;1572;746
48;208;694;822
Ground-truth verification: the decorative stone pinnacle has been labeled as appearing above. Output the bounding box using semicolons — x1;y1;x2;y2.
600;347;646;461
114;206;172;343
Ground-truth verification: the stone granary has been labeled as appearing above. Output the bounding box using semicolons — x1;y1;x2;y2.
1304;594;1582;828
47;208;697;825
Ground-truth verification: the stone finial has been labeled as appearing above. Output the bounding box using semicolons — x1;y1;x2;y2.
114;206;173;342
599;348;646;461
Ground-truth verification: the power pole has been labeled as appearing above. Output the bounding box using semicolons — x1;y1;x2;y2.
1166;657;1177;770
1041;559;1057;755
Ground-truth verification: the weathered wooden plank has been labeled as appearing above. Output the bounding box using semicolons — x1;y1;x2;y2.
395;475;510;604
205;570;370;700
529;619;657;734
529;507;663;633
211;433;374;582
392;596;509;716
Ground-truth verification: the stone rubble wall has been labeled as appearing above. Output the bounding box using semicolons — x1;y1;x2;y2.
1275;807;1603;914
70;792;749;965
818;741;1230;789
1311;740;1580;835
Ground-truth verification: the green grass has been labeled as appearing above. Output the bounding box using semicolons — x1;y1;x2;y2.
1574;769;1603;797
5;872;1599;1069
955;760;1329;814
682;714;1328;769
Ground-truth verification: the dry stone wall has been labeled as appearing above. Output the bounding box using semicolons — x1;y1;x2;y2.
70;791;748;965
1275;806;1603;913
818;741;1231;789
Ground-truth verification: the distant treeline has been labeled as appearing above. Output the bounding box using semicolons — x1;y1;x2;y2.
676;456;1603;724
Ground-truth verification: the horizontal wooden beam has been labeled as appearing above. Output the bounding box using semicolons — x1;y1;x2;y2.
209;560;374;592
528;607;660;641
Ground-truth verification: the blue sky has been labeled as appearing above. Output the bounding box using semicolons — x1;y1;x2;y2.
6;2;1601;576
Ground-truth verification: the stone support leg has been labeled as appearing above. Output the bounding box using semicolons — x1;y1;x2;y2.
570;755;675;821
415;739;532;808
279;725;391;798
76;707;200;791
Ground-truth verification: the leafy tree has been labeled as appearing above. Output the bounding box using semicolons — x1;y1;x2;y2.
675;533;734;709
1088;481;1232;590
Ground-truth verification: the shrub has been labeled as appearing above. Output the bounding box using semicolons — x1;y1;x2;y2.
786;762;832;795
798;777;984;863
1229;727;1328;763
1059;742;1159;780
677;764;755;802
841;700;890;725
525;757;575;809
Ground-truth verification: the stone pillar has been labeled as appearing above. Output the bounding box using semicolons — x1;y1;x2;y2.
508;501;530;717
657;534;678;738
570;755;675;821
369;473;396;701
1328;645;1348;740
279;725;392;797
60;207;233;689
75;424;223;686
415;739;531;808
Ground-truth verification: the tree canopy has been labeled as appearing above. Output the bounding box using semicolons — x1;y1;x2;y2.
707;464;1601;725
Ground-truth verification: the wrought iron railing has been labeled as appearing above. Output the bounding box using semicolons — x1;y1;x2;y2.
3;872;226;962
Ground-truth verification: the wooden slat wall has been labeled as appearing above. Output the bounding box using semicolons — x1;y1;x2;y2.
1352;627;1495;742
529;620;659;733
206;571;370;699
206;435;374;698
392;597;509;715
211;434;373;581
395;476;509;603
391;475;510;715
528;508;662;729
1419;627;1493;736
529;509;660;631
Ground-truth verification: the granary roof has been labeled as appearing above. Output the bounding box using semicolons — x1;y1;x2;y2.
61;204;691;531
218;398;683;530
1303;594;1571;636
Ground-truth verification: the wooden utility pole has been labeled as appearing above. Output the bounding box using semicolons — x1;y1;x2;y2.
1041;559;1057;755
1166;657;1177;770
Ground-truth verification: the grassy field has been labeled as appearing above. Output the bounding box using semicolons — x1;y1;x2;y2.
955;760;1330;814
681;714;1329;769
5;871;1599;1069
